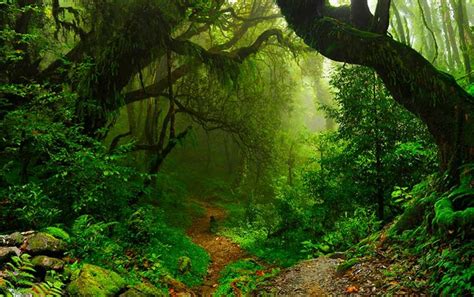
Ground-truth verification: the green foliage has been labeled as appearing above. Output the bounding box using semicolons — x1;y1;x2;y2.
0;82;148;229
31;271;65;297
467;83;474;96
66;208;209;288
425;241;474;296
69;215;118;261
1;255;65;296
319;65;436;219
2;183;61;230
386;177;474;296
214;259;279;297
32;281;63;297
390;186;413;210
300;240;330;258
322;208;380;252
4;254;36;289
42;227;71;242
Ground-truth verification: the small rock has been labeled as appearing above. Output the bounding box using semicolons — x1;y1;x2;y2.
178;256;191;274
329;252;346;260
21;231;35;236
24;232;66;256
31;255;65;271
0;232;24;246
0;247;21;263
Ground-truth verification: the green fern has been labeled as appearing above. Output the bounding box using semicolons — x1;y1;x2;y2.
5;254;36;288
31;280;63;296
42;226;70;242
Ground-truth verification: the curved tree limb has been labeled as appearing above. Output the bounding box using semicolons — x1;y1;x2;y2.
125;28;287;105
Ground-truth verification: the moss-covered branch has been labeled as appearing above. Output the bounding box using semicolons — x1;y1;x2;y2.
433;198;474;234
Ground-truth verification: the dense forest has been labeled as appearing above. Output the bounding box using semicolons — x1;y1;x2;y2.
0;0;473;296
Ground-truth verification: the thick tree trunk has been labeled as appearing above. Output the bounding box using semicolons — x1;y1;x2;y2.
277;1;474;180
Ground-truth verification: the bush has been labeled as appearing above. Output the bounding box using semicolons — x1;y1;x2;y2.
322;208;380;252
1;183;61;231
66;208;210;288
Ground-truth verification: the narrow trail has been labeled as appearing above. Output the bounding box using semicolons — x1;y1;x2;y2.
187;202;246;297
261;257;344;296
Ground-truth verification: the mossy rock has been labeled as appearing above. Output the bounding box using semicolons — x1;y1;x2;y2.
24;232;67;256
67;264;126;297
119;283;166;297
8;232;24;246
392;195;435;234
0;232;24;247
31;255;65;271
336;258;359;276
0;247;20;264
433;197;474;235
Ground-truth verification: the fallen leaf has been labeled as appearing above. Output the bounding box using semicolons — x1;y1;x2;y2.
346;285;359;293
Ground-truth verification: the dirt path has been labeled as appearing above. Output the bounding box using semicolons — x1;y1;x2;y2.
187;202;246;297
261;257;347;296
260;235;428;296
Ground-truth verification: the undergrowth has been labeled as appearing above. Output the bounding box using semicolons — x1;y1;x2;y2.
214;259;279;297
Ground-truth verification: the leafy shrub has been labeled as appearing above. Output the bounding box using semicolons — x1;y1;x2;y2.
321;208;380;252
68;215;119;262
1;183;61;230
426;241;474;296
299;208;380;259
0;83;147;227
66;208;210;288
387;178;474;296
